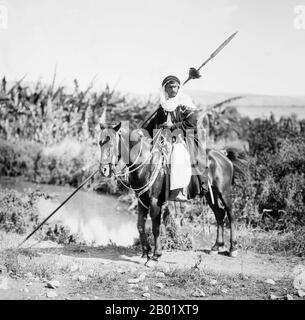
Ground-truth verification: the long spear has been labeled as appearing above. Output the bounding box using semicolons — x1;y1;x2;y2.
17;168;99;248
140;31;238;127
183;31;238;85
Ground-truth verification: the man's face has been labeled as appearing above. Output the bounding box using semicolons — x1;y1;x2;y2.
165;81;179;98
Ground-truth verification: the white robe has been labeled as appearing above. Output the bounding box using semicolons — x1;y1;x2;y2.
159;85;195;191
170;135;192;190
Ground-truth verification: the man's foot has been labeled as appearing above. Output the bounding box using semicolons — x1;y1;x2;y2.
175;191;188;202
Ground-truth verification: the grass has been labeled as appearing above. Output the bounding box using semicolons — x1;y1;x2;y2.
236;225;305;257
158;267;296;300
74;264;298;300
0;230;303;300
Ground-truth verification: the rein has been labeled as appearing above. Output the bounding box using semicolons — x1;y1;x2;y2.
112;128;162;177
110;128;164;209
107;125;216;208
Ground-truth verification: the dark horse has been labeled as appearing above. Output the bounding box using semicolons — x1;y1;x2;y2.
99;118;246;262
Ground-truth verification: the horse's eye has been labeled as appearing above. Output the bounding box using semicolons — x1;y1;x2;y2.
99;136;110;147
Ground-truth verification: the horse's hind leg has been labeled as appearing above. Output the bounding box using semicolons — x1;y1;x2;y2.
137;199;151;259
205;189;225;254
220;192;238;258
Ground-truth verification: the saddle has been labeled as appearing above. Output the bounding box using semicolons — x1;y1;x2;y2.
159;133;208;202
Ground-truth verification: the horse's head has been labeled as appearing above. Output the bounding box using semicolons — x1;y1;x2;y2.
98;108;122;177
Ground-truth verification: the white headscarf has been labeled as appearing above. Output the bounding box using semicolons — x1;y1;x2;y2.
160;84;196;112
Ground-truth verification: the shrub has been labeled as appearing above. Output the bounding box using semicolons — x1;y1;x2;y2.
0;139;41;177
0;189;78;245
237;227;305;257
0;189;43;234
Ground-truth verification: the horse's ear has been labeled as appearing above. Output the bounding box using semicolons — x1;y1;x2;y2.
113;122;121;132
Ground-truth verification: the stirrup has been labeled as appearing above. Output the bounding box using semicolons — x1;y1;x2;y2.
175;194;188;202
201;184;208;193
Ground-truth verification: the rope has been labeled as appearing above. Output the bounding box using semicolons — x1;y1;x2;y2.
138;197;149;210
112;128;162;177
137;154;163;197
116;149;162;193
113;128;164;210
112;133;144;177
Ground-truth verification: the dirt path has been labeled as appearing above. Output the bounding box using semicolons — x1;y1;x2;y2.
1;243;304;300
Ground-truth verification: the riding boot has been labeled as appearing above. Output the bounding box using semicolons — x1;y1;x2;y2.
197;174;208;194
175;188;188;202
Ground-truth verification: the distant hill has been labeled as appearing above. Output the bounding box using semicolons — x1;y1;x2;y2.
125;89;305;119
184;90;305;119
185;89;305;108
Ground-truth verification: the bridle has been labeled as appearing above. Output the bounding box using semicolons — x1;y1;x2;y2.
100;127;165;209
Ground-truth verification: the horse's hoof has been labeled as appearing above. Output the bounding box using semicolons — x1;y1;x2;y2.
209;249;219;256
218;246;227;253
139;256;148;264
229;249;238;258
145;258;158;268
209;243;225;255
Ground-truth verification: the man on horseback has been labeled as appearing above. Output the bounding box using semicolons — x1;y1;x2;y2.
97;32;242;261
143;75;206;201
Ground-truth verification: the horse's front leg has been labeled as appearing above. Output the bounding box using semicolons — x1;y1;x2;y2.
137;198;151;260
150;197;162;261
222;192;238;257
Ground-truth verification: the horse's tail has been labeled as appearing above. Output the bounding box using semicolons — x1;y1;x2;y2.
225;147;248;184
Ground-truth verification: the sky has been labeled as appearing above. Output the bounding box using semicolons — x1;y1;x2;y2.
0;0;305;96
